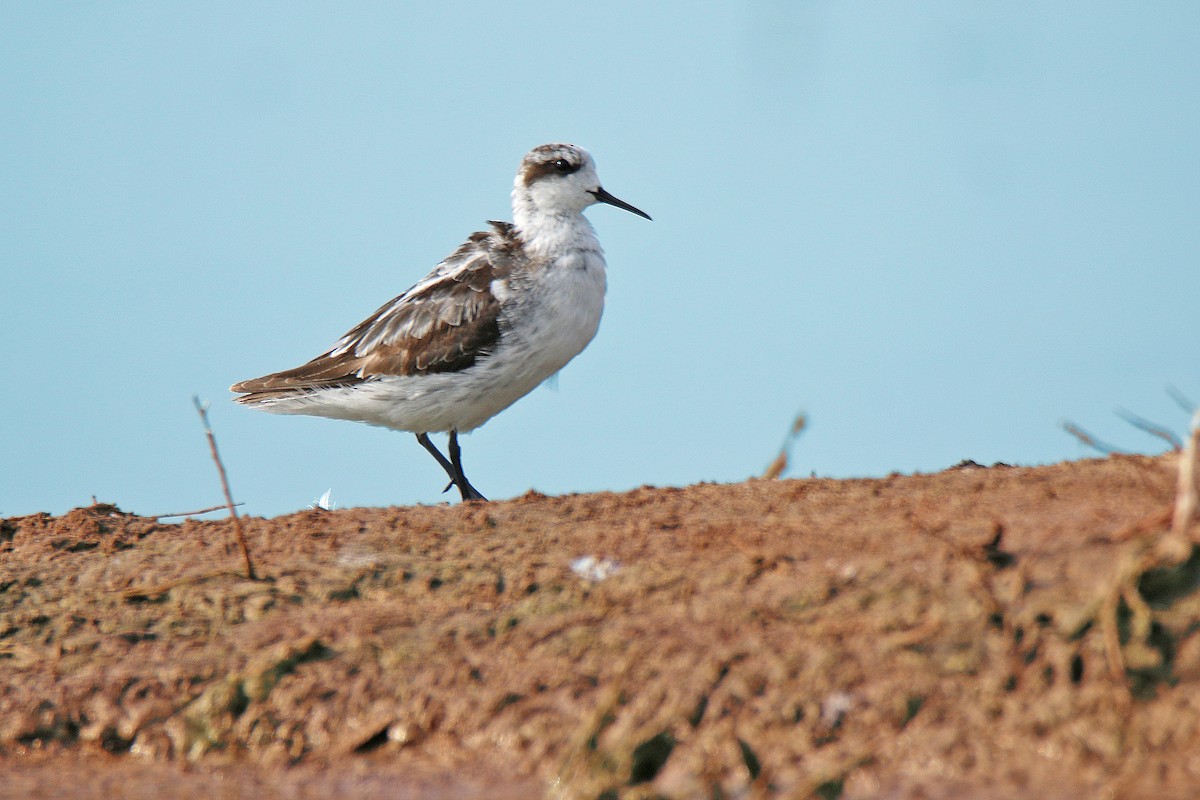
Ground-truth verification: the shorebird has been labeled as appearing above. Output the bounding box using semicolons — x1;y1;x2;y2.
231;143;650;502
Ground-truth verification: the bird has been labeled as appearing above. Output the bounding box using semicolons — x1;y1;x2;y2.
231;143;650;502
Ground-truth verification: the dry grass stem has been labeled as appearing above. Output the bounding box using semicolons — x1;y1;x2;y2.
762;411;807;480
1167;385;1197;415
152;503;245;520
192;396;257;580
1116;408;1183;451
1061;421;1125;455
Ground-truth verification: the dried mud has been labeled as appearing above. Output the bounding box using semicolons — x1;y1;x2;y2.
3;455;1200;799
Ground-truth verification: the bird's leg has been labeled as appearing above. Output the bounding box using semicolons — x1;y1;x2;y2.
415;432;487;502
415;433;458;494
447;430;487;502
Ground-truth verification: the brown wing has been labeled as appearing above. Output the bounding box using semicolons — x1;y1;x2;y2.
231;224;516;401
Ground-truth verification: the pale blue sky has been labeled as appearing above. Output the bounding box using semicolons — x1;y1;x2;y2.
3;3;1198;517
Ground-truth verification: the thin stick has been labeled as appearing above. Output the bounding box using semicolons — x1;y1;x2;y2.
763;411;807;480
193;396;257;580
153;502;245;519
1116;408;1183;452
1167;385;1197;415
1061;421;1125;455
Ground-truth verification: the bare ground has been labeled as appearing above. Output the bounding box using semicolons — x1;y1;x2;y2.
3;454;1200;799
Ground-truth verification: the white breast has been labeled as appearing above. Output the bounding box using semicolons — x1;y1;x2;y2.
507;248;607;376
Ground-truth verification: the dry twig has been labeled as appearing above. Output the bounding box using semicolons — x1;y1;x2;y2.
1167;385;1197;415
763;411;808;480
1061;421;1125;455
1116;408;1184;452
193;396;257;580
152;502;244;520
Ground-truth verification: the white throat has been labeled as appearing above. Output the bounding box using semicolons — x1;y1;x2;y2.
511;189;602;259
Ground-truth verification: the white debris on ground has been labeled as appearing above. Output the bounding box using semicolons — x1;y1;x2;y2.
336;544;385;569
570;555;621;582
820;691;856;729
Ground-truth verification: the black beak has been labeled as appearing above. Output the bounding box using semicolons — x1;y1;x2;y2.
590;187;652;220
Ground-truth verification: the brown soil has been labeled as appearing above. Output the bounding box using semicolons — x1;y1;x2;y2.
3;455;1200;799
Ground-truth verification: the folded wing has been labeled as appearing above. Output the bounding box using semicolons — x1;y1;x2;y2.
231;226;514;403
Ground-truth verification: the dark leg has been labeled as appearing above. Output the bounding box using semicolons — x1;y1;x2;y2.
415;432;487;502
447;430;487;501
416;433;455;486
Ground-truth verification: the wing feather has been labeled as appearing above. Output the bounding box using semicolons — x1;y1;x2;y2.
231;224;516;401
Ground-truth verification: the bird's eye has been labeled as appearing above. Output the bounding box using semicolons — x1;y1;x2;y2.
553;159;579;175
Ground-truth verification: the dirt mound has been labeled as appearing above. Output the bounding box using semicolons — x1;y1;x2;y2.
3;455;1199;798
